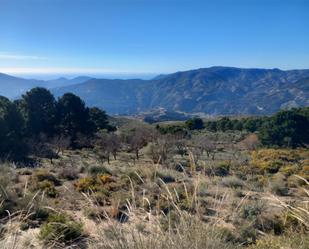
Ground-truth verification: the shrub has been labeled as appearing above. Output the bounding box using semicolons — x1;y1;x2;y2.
287;175;302;188
58;167;78;180
237;225;257;245
39;213;83;245
154;169;176;183
241;203;263;220
248;233;309;249
279;164;298;176
262;161;282;174
83;206;106;220
88;165;111;176
270;174;288;196
29;208;50;222
37;180;58;198
250;149;307;174
74;177;96;192
21;207;50;230
270;183;288;196
221;176;244;188
27;170;59;198
299;165;309;180
216;162;230;176
252;213;284;235
32;169;61;186
92;188;111;205
205;162;230;176
185;118;204;130
97;174;114;184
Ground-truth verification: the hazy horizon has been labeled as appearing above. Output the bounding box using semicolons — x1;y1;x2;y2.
4;65;309;81
4;72;158;81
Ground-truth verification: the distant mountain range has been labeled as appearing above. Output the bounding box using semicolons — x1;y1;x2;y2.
1;66;309;115
0;73;91;98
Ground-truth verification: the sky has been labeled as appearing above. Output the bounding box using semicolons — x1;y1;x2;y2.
0;0;308;79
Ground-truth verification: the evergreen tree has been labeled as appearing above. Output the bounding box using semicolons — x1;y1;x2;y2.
0;96;26;160
88;107;109;131
20;87;57;136
186;117;204;130
259;109;309;147
56;93;91;140
217;117;232;131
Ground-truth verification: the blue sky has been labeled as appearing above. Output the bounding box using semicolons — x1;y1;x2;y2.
0;0;308;78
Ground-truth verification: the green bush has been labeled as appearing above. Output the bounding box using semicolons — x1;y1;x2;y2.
39;213;83;245
20;208;50;230
241;203;263;220
88;165;111;176
33;169;61;186
185;118;204;130
29;208;50;222
38;180;58;197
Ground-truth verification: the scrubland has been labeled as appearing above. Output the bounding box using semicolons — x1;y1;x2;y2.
1;129;308;249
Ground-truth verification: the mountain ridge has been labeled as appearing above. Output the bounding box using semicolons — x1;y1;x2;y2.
0;73;92;98
51;66;309;115
1;66;309;115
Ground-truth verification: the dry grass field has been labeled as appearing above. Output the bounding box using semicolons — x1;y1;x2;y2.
0;127;308;249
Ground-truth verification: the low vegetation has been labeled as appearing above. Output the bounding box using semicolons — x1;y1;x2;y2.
0;88;308;248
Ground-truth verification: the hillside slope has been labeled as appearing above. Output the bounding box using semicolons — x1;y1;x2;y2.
52;67;309;115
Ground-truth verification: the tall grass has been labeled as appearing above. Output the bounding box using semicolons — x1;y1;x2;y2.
0;156;239;249
1;159;308;249
89;215;236;249
268;175;309;229
86;157;237;249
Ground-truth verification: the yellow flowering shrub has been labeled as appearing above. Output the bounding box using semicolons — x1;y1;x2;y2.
251;149;308;175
